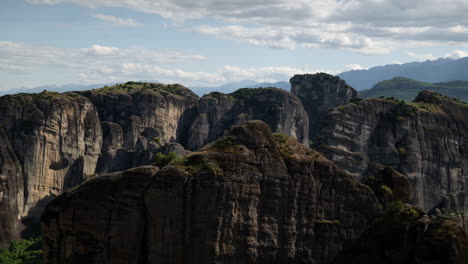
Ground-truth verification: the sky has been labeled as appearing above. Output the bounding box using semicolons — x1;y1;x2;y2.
1;0;468;91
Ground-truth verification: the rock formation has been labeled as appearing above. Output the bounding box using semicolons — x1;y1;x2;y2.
42;121;382;264
336;202;468;264
0;82;318;247
290;73;357;140
185;88;309;150
317;91;468;227
78;82;198;173
0;91;102;247
78;83;198;147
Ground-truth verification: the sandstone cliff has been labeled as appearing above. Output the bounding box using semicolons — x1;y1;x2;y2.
185;88;309;150
0;91;102;247
42;121;382;264
78;82;198;174
317;91;468;227
290;73;357;140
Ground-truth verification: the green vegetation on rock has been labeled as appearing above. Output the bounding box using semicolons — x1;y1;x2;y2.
0;237;42;264
315;219;341;225
154;152;183;168
92;81;196;97
372;201;420;232
4;90;80;107
229;87;284;101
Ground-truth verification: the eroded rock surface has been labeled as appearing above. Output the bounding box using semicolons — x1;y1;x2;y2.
290;73;357;140
42;121;381;264
0;91;102;247
317;91;468;226
186;88;309;150
80;83;198;174
78;83;198;150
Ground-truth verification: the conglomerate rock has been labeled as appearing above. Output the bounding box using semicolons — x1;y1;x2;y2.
186;88;309;150
317;91;468;227
0;91;102;247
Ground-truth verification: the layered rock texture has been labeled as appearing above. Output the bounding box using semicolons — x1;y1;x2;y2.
185;88;309;150
0;91;102;247
0;82;316;247
0;83;199;247
78;82;199;174
41;121;382;264
318;91;468;227
290;73;357;140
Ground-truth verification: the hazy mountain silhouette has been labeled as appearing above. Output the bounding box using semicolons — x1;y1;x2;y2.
338;57;468;91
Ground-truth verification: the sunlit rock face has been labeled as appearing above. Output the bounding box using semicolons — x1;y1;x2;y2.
0;92;102;247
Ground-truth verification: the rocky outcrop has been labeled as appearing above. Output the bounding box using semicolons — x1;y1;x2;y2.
290;73;357;140
42;121;381;264
0;91;102;247
78;82;198;174
317;91;468;227
78;82;198;149
336;202;468;264
186;88;309;150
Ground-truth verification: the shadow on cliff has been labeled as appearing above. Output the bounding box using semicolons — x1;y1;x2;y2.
20;195;56;238
63;158;85;190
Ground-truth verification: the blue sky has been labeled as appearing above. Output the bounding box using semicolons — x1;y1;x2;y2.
1;0;468;90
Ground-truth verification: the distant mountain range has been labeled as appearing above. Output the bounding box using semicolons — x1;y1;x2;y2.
1;57;467;97
0;83;111;96
360;77;468;102
338;57;468;91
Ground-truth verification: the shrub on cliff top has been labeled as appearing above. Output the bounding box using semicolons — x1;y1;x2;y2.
154;152;180;168
372;202;420;232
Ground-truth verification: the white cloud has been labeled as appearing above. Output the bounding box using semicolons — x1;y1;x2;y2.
0;42;205;67
92;14;141;27
407;51;437;61
0;41;340;87
81;45;120;55
445;50;468;59
344;64;365;71
28;0;468;54
0;41;207;84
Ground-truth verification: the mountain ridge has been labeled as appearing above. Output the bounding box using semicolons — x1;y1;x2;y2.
359;77;468;102
338;57;468;90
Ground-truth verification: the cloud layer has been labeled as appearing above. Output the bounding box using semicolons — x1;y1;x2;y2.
93;14;141;26
28;0;468;54
0;41;317;86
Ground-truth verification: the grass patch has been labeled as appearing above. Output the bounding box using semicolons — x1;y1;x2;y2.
315;219;341;225
154;152;184;168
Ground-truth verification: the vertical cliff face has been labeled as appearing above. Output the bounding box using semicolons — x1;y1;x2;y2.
290;73;357;140
186;88;309;150
79;83;198;147
42;121;382;264
317;91;468;226
0;91;102;247
78;83;198;174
